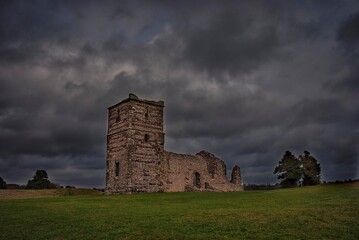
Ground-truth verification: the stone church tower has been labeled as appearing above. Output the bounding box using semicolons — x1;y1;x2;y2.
106;94;243;194
106;93;165;193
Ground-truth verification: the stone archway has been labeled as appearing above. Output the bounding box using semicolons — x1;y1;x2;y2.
194;172;201;188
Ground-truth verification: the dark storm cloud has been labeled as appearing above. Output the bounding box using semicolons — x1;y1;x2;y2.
337;11;359;53
331;10;359;97
182;5;280;75
285;98;348;127
0;0;358;187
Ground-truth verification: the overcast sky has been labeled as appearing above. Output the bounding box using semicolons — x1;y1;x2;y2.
0;0;358;188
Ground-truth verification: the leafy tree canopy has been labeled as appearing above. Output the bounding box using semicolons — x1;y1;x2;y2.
274;151;302;188
299;151;321;186
26;170;56;189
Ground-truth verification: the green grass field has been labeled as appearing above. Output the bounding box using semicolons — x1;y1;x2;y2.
0;184;358;240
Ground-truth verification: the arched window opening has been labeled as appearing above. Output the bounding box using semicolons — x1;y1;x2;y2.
194;172;201;188
144;134;150;142
115;162;120;177
115;108;120;122
145;107;149;120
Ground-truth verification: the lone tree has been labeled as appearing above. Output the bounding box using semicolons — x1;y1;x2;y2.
274;151;302;188
299;151;321;186
26;170;55;189
0;177;6;189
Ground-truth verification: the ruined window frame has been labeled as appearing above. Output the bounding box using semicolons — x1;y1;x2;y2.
160;133;164;145
115;108;120;122
194;172;201;188
144;106;149;120
144;134;150;142
115;161;120;177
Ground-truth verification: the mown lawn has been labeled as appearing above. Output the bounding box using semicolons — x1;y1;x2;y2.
0;184;358;239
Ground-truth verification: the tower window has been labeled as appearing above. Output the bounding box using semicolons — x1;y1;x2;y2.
115;162;120;177
144;134;150;142
145;107;149;120
160;134;164;145
115;108;120;122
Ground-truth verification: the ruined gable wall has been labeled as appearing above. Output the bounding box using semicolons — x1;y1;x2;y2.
197;151;243;191
164;151;208;192
164;151;243;192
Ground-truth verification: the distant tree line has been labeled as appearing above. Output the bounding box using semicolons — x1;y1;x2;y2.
322;179;359;184
244;183;281;190
273;151;321;188
243;179;359;190
26;170;57;189
0;170;75;189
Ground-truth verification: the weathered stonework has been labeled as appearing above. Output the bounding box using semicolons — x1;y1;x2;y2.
105;94;243;194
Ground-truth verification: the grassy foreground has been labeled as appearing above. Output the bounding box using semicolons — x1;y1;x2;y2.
0;184;358;240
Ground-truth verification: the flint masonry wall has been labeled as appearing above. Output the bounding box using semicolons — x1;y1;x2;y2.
105;94;243;194
164;151;243;192
106;94;165;193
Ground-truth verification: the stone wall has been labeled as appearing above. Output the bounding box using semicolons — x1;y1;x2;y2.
105;94;243;194
164;151;243;192
106;94;165;193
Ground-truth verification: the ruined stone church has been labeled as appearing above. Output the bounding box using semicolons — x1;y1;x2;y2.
105;94;243;194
